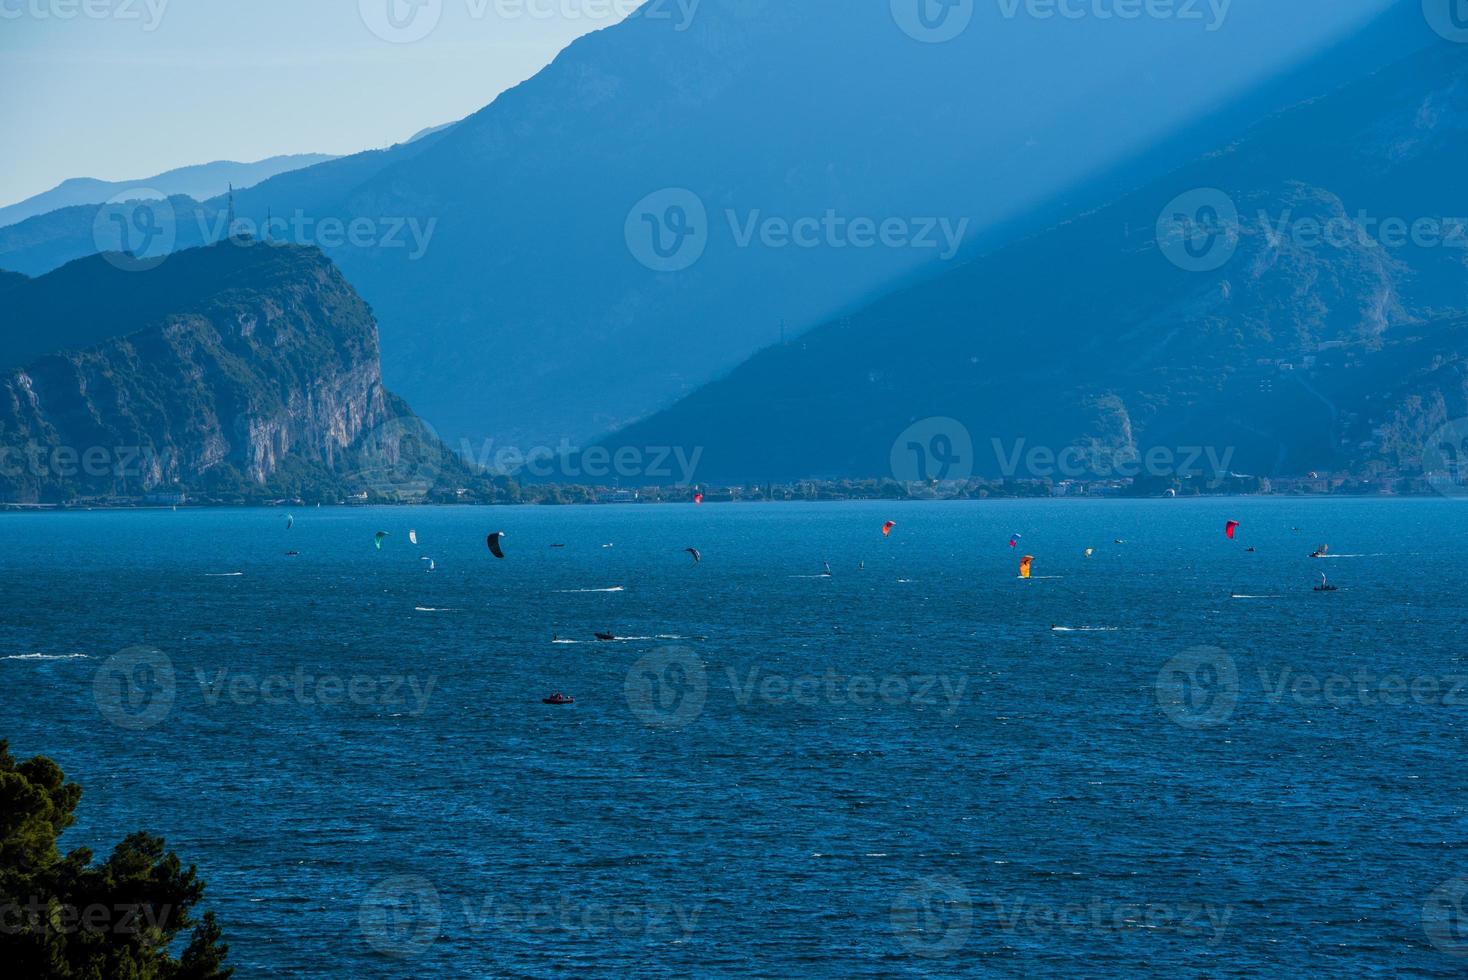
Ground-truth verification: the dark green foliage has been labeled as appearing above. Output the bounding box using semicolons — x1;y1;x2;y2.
0;741;231;979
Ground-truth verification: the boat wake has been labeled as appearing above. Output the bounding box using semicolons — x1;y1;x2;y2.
205;572;244;577
1050;627;1120;632
1;652;91;661
555;587;626;593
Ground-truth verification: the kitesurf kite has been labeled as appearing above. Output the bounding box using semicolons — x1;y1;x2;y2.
286;514;294;530
1009;534;1021;549
487;532;507;559
1019;556;1034;579
882;521;897;537
685;547;701;563
1225;520;1240;540
373;531;389;551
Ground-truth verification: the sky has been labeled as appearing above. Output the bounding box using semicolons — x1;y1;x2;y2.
0;0;637;206
0;0;1414;209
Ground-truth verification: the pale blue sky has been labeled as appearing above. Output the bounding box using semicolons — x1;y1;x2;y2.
0;0;634;205
0;0;1409;209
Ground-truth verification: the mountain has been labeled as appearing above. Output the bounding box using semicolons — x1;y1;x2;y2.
0;240;479;504
596;38;1468;486
0;126;460;279
0;154;336;230
0;0;1415;456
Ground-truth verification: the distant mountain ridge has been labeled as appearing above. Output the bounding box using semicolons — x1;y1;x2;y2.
0;154;336;230
596;38;1468;486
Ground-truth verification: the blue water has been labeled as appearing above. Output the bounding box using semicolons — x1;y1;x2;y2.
4;498;1468;976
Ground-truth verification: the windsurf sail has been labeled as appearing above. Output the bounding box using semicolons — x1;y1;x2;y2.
1019;556;1034;579
286;514;294;530
409;530;418;546
694;492;704;505
1084;548;1094;558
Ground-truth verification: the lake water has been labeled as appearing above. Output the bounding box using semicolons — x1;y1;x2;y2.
3;498;1468;976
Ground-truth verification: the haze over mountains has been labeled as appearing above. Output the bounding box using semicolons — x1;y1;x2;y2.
0;0;1414;463
601;35;1468;485
0;154;336;231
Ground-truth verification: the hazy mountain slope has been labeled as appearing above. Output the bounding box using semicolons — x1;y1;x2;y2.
598;39;1468;484
0;154;335;230
326;0;1409;452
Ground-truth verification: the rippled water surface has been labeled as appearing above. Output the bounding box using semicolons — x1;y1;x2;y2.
4;498;1468;976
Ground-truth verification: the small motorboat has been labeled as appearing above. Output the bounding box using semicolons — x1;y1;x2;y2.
542;693;575;705
285;550;299;556
594;631;617;642
1310;544;1329;558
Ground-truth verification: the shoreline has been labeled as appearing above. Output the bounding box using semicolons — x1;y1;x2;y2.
0;491;1457;513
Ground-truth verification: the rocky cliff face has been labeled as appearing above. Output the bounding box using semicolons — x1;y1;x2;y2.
0;240;409;502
